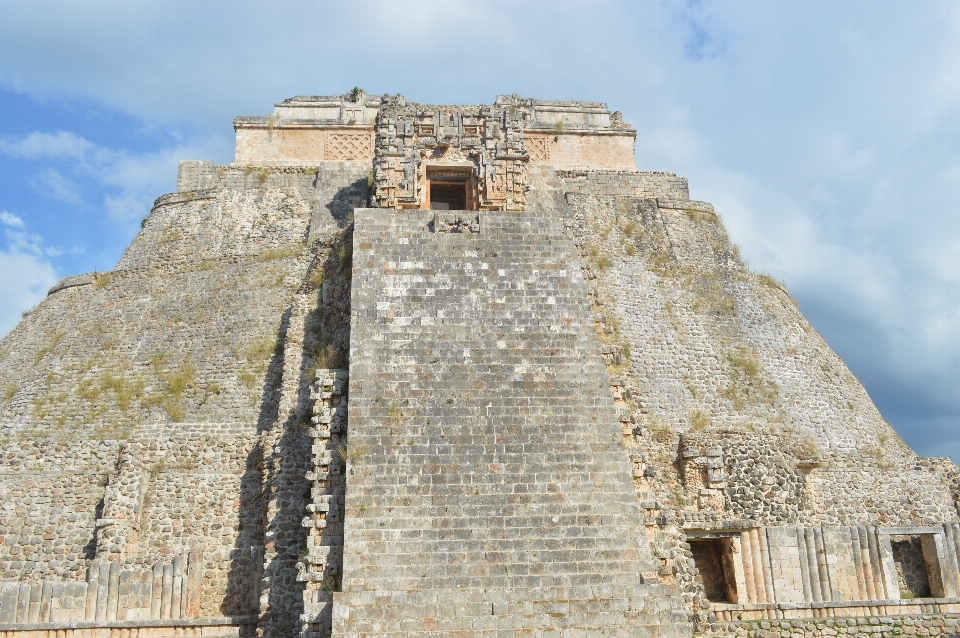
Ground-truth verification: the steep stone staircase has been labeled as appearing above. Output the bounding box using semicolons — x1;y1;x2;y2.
334;208;691;636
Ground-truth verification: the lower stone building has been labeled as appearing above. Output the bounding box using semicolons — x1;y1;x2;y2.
0;91;958;637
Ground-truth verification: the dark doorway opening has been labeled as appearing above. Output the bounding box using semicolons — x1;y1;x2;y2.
690;538;737;603
891;535;934;598
429;184;466;210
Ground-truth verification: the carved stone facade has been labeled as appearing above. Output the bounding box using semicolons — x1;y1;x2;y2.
370;96;529;211
233;93;638;176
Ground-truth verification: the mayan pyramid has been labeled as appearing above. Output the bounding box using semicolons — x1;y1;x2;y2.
1;91;959;638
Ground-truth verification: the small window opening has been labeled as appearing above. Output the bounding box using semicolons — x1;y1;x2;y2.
690;538;737;603
891;534;944;598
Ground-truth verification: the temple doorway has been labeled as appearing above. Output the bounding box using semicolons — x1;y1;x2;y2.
425;165;474;210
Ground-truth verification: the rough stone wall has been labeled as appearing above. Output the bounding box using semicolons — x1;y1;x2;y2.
234;128;374;167
808;460;960;527
112;435;262;617
892;536;932;597
525;131;637;169
0;441;118;582
555;168;690;199
0;156;363;633
674;431;960;528
560;187;899;451
705;615;960;638
532;170;926;486
308;162;369;242
0;175;317;438
233;93;380;167
0;164;359;439
0;552;202;624
0;436;263;618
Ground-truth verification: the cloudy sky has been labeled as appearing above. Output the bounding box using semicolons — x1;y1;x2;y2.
0;0;958;460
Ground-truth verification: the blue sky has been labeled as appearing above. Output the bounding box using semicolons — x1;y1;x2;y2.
1;0;959;461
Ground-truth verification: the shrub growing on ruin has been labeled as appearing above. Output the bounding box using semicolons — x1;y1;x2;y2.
649;418;672;443
792;436;821;460
690;410;710;431
34;330;66;365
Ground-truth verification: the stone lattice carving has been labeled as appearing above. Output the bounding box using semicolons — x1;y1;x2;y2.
323;133;372;161
525;135;551;163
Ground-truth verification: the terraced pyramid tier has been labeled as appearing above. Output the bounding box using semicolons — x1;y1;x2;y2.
334;209;690;637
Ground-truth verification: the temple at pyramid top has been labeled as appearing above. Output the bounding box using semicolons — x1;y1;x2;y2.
233;91;638;210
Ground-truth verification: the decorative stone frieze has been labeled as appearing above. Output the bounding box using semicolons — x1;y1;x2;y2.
298;369;346;638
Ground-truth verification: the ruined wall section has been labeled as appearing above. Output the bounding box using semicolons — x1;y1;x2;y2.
526;167;957;531
525;131;636;169
0;160;363;634
0;442;118;582
807;458;960;527
0;435;265;617
233;94;379;167
705;616;960;638
308;162;369;243
111;435;263;616
554;168;690;199
0;168;331;437
549;179;913;454
678;430;959;528
522;97;637;170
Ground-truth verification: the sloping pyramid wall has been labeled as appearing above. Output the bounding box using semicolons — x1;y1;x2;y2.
335;208;691;636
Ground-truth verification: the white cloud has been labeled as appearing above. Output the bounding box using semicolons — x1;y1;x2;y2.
104;192;150;221
4;228;45;255
0;211;24;228
30;168;84;205
0;213;59;336
0;130;219;220
0;249;58;337
0;130;94;160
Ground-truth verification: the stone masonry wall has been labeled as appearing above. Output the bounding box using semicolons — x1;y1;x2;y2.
557;187;904;453
0;441;119;582
808;459;960;527
556;168;691;200
0;435;263;617
0;552;202;624
530;172;930;498
0;163;358;438
706;615;960;638
677;430;960;527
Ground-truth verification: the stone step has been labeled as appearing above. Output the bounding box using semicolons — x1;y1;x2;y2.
338;208;691;636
